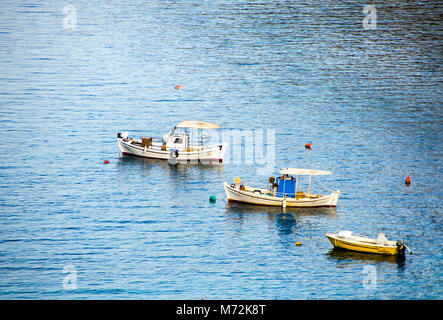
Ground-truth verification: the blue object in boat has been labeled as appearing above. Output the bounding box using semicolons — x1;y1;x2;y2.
276;178;295;197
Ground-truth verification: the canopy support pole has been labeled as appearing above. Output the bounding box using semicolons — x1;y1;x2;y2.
309;175;312;194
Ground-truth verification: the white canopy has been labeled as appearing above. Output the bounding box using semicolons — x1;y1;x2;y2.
175;121;220;129
279;168;332;176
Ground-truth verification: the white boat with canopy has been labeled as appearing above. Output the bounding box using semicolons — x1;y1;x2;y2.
224;168;340;207
118;121;227;163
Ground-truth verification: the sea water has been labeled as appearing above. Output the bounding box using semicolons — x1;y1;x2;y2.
0;1;441;299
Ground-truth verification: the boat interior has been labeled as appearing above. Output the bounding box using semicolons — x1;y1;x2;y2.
335;231;397;247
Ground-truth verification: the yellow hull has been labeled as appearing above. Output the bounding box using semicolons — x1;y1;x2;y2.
325;234;399;255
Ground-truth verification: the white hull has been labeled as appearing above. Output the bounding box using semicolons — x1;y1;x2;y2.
118;138;227;164
223;182;339;207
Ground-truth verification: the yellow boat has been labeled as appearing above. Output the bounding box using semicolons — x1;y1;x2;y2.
325;231;411;256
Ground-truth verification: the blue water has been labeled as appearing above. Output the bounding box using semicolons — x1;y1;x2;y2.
0;1;441;299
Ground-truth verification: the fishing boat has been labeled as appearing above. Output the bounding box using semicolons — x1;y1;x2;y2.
324;231;411;256
223;168;340;207
117;121;227;163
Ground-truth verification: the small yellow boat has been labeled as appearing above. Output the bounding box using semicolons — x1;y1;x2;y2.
325;231;411;256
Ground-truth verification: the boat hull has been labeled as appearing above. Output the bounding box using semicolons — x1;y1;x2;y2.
224;182;339;207
118;138;227;164
325;233;399;255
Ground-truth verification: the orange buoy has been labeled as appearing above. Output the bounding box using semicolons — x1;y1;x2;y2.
174;85;181;90
405;176;411;185
104;160;109;164
305;143;312;149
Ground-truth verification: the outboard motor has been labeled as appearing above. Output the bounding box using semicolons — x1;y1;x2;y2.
396;240;406;256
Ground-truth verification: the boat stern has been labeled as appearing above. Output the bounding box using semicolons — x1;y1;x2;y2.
218;142;228;162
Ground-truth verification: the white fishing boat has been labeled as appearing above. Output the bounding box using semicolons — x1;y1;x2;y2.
118;121;227;163
224;168;340;208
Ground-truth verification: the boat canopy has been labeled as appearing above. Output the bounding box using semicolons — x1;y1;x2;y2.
279;168;332;176
175;121;220;129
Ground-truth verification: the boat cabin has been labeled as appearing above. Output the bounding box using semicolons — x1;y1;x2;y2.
164;134;189;150
276;176;296;198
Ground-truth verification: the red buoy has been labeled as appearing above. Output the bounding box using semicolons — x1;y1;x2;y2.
405;176;411;185
305;143;312;149
175;85;181;90
104;160;109;164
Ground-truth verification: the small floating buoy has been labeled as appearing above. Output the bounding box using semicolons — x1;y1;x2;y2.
175;85;181;90
295;241;302;246
209;195;216;203
104;160;109;164
405;176;411;185
305;143;312;149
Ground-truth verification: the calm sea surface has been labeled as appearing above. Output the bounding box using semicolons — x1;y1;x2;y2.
0;1;441;299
